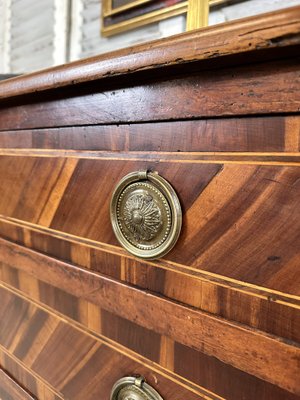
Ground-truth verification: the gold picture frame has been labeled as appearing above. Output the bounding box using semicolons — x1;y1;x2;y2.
101;0;235;37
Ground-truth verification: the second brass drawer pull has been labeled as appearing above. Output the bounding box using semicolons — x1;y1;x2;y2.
110;170;182;260
111;376;163;400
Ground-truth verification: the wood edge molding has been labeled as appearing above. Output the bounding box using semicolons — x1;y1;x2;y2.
0;241;299;394
0;286;224;400
0;6;299;101
0;149;299;166
0;216;299;308
1;149;300;156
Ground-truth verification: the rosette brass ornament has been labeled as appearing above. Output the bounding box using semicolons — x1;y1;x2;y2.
110;171;182;259
110;376;163;400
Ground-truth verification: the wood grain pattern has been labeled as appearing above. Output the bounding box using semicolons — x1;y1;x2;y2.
0;116;298;152
0;240;299;395
0;58;299;130
1;149;300;165
0;155;299;295
0;369;34;400
0;8;299;399
0;6;299;100
1;285;299;400
0;226;299;344
0;286;220;400
0;351;62;400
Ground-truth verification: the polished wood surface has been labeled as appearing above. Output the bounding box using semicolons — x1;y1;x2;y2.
0;351;61;400
0;217;299;342
0;155;298;295
0;117;299;152
0;7;299;400
0;6;299;100
1;286;299;400
0;286;214;400
0;239;299;395
0;58;299;130
0;369;34;400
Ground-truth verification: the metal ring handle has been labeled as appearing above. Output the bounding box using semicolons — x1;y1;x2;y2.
110;376;164;400
110;170;182;260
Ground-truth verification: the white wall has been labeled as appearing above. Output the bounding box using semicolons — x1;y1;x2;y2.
0;0;10;73
0;0;299;73
0;1;4;72
9;0;55;72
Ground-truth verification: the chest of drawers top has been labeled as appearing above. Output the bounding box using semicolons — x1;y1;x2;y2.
0;5;300;129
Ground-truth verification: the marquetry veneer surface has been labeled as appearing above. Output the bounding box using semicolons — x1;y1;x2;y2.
0;6;299;400
0;368;35;400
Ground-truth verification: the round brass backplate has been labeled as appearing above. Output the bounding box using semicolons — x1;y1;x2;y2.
110;171;182;260
110;376;163;400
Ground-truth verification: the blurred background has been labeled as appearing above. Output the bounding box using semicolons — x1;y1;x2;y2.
0;0;299;74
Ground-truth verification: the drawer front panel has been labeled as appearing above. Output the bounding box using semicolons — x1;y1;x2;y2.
0;154;299;295
0;117;299;153
0;285;215;400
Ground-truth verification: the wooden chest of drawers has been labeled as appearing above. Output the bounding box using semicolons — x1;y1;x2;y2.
0;6;300;400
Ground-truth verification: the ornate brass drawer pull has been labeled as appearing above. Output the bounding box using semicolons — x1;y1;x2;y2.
111;376;164;400
110;170;182;259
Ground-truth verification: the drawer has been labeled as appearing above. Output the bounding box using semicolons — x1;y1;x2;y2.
0;285;208;400
0;151;299;293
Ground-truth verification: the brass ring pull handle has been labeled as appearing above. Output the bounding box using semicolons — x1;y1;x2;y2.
110;171;182;260
110;376;164;400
